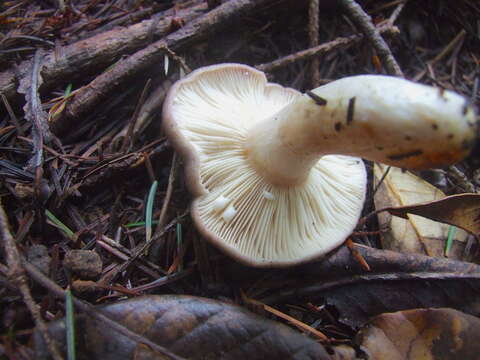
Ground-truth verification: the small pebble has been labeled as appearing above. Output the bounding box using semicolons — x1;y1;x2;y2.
63;250;102;279
72;279;99;294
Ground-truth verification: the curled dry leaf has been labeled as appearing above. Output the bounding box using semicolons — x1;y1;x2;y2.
374;164;474;259
356;308;480;360
35;295;331;360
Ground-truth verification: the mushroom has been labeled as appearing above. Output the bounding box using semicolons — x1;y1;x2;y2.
162;63;477;267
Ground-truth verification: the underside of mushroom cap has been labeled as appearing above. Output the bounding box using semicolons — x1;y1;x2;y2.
163;64;367;267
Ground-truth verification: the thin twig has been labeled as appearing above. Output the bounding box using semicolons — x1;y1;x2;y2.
1;93;24;136
412;29;468;83
54;0;277;135
339;0;404;77
387;0;408;26
0;2;207;103
20;50;49;200
346;238;371;271
447;165;476;193
99;196;182;286
111;76;177;146
130;267;194;292
0;200;63;360
18;49;64;202
256;25;398;72
17;136;77;166
154;152;178;238
120;79;152;153
100;234;166;275
308;0;320;87
430;29;466;67
372;165;391;196
243;294;330;343
56;0;66;12
163;46;192;74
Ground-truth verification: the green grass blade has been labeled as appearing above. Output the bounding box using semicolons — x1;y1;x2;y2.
176;222;183;271
64;83;73;97
66;287;76;360
444;225;457;257
164;55;170;75
45;209;76;241
145;180;158;243
124;220;159;228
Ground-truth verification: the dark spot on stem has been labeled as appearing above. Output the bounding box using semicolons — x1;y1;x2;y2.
346;97;356;124
447;134;454;139
462;99;471;116
376;146;384;151
468;121;476;128
306;91;327;106
438;87;446;100
404;135;412;141
387;149;423;161
334;122;343;132
432;124;438;130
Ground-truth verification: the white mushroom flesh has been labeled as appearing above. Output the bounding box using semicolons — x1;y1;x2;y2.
247;75;477;186
164;65;366;265
212;195;230;212
262;190;275;200
221;204;237;222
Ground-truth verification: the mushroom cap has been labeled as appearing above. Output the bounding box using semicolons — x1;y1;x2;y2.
163;64;366;267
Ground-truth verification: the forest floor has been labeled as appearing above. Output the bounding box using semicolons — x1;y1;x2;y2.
1;0;480;359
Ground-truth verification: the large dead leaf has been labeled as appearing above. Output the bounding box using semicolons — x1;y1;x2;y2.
373;164;474;259
226;244;480;328
35;295;331;360
356;308;480;360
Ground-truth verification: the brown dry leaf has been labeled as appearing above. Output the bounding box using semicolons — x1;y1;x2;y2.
373;164;472;259
384;193;480;237
356;308;480;360
228;244;480;328
35;295;331;360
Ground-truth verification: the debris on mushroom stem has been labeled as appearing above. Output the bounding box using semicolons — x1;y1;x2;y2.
262;190;275;200
221;204;237;222
212;195;230;212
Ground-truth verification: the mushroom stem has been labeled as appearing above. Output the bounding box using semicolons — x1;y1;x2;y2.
246;75;477;187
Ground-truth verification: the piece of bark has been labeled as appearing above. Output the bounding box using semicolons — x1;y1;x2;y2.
63;250;103;279
0;2;206;105
53;0;279;135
